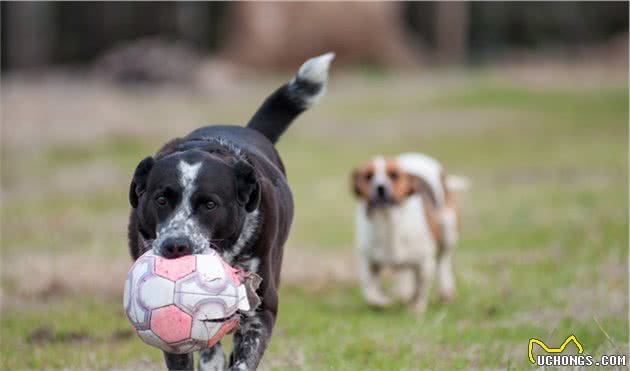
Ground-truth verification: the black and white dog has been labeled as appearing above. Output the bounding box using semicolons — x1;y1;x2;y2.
127;53;334;371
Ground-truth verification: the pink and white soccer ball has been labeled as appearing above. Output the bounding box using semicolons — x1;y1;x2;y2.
123;249;250;354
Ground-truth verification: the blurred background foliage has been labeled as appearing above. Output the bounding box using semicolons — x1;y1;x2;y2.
2;1;627;72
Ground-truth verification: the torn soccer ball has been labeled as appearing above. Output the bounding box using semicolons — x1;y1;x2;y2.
123;249;261;354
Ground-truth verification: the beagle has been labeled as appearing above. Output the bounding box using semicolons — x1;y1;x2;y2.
351;153;468;313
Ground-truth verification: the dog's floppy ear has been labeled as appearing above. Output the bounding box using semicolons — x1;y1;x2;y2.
129;156;155;208
407;174;421;196
233;160;261;213
351;168;362;196
351;167;370;199
408;174;438;208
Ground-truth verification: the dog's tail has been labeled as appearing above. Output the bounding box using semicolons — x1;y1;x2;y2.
445;175;471;192
247;52;335;144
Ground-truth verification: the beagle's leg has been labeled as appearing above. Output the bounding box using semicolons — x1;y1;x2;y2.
436;249;455;302
359;258;391;308
440;205;459;249
437;205;458;301
395;269;416;302
410;256;435;315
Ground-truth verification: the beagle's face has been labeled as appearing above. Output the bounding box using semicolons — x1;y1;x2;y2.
351;156;418;209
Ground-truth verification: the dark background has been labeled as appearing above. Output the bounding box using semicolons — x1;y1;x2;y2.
2;1;628;71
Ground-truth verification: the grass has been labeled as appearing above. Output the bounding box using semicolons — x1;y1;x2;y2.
1;67;628;370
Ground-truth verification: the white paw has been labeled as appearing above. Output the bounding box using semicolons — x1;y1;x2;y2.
365;291;392;308
412;297;429;315
439;288;455;303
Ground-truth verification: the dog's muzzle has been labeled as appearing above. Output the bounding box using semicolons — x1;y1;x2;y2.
369;184;393;208
158;236;193;259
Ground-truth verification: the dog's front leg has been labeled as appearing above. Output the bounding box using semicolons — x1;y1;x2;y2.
395;269;416;301
228;310;274;371
436;251;455;302
410;257;435;315
359;258;392;308
199;342;226;371
163;351;194;371
437;206;458;302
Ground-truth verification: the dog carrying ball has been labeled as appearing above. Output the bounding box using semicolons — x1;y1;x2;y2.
123;249;251;354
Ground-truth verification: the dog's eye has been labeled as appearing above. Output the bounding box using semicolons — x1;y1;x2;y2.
365;173;373;181
205;201;217;211
155;196;167;206
388;171;399;181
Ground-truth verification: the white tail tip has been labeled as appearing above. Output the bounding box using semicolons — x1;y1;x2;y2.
289;52;335;108
295;52;335;85
445;175;470;192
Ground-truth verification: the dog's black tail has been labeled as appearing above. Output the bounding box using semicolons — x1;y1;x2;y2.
247;52;334;144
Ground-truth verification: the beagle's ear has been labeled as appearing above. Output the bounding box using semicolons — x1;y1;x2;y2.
233;160;261;213
407;174;422;196
351;167;370;199
129;156;155;208
408;175;438;207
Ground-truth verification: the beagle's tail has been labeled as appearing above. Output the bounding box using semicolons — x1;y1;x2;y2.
445;175;471;192
247;52;335;144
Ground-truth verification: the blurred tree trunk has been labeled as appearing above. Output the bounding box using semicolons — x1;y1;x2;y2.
434;1;470;64
176;2;209;47
5;2;55;69
220;2;421;69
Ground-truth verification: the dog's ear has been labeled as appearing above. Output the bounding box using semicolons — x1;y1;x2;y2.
351;168;361;196
407;174;421;196
408;175;438;208
129;156;155;208
351;167;370;199
233;160;261;213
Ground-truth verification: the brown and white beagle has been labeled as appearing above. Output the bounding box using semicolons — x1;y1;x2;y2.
351;153;468;313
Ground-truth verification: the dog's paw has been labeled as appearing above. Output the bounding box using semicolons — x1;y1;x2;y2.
411;297;429;315
365;292;393;309
439;288;455;303
394;271;416;301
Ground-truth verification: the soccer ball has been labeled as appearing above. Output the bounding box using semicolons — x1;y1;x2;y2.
123;249;250;354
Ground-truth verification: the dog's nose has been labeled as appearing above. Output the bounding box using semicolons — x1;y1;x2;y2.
376;184;386;199
160;237;193;259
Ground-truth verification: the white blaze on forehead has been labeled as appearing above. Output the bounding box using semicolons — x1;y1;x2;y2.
372;156;388;186
177;160;202;216
178;161;202;193
153;160;209;255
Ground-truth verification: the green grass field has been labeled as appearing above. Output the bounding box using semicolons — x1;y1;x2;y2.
1;65;628;370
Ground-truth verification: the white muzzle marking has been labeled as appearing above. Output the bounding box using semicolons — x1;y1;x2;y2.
153;161;210;255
